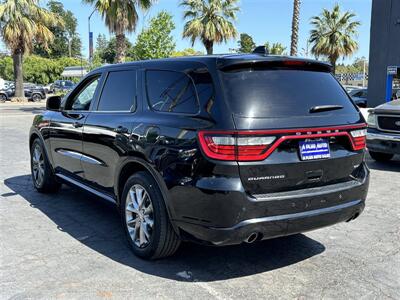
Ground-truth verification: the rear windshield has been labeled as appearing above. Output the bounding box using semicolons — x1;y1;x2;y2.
220;68;357;117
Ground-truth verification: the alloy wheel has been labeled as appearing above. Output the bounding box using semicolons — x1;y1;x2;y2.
125;184;154;248
32;94;41;102
32;144;45;187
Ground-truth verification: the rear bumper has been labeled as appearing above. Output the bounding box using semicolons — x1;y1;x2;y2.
176;199;364;245
172;164;369;246
367;128;400;154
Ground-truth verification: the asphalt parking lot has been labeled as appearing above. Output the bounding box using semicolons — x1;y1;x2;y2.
1;103;399;299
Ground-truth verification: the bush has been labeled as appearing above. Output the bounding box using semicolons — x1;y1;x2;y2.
0;55;86;85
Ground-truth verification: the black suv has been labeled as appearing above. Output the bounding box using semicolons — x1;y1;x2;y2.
29;54;369;259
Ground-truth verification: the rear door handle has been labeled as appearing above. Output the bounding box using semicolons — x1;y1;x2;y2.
73;122;83;128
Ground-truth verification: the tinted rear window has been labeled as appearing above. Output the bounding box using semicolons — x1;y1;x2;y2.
220;69;357;117
146;70;199;114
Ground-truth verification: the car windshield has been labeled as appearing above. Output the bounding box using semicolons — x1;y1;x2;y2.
220;68;357;117
62;81;73;87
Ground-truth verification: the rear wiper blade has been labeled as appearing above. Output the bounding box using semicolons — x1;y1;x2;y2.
309;105;344;113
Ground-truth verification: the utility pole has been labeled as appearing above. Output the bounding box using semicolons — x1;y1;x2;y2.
363;59;367;87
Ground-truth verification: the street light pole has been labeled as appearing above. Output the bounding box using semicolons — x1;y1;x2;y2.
362;59;367;88
88;9;96;67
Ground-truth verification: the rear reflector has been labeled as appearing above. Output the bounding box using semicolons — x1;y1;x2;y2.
199;124;367;161
350;129;367;150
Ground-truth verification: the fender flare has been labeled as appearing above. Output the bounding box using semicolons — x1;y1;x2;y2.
29;128;56;173
114;157;180;235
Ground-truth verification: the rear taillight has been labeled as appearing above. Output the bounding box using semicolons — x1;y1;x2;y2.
350;129;367;150
199;132;276;161
198;125;367;161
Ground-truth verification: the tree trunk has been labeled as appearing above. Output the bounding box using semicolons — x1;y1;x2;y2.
330;57;337;74
204;40;214;55
290;0;301;56
115;33;126;63
13;50;24;98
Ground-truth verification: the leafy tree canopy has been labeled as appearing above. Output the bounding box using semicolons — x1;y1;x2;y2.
94;36;133;64
33;0;82;58
0;55;84;84
130;11;176;60
171;48;203;57
265;42;287;55
236;33;256;53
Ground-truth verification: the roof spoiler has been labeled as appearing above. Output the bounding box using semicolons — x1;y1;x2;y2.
218;57;333;73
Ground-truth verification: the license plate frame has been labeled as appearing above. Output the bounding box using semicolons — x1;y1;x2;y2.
299;138;331;161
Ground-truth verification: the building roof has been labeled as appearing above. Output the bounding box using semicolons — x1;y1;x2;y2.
61;66;88;78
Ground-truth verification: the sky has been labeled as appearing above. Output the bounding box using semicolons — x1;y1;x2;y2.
2;0;372;64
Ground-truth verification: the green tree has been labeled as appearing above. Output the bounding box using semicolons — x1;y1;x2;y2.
131;11;176;60
171;48;203;57
265;42;287;55
290;0;301;56
309;4;360;73
0;55;83;84
96;34;108;52
64;9;81;57
236;33;256;53
33;1;81;58
83;0;154;63
97;37;132;64
181;0;239;55
0;0;63;97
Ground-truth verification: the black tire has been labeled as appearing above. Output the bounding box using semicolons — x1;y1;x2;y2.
32;93;41;102
369;151;394;162
0;93;7;102
120;171;180;260
30;138;61;193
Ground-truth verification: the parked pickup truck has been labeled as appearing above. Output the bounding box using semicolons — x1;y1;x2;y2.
367;100;400;161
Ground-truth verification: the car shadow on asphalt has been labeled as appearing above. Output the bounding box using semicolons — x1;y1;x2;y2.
366;155;400;172
4;174;326;282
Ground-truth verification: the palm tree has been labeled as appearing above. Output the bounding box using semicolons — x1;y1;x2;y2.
290;0;300;56
309;4;360;73
265;42;287;55
181;0;239;55
0;0;62;97
83;0;153;63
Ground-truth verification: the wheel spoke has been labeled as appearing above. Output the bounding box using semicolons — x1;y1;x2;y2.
126;202;138;213
142;223;150;239
139;223;147;246
33;168;38;179
129;190;140;210
144;204;153;215
135;187;144;208
126;216;138;227
144;216;154;228
134;220;140;242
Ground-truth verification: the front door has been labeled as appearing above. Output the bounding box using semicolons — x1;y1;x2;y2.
49;75;102;179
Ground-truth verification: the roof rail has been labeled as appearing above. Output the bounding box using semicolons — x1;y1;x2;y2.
252;45;269;55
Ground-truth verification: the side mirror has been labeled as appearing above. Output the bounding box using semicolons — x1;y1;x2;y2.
46;95;62;111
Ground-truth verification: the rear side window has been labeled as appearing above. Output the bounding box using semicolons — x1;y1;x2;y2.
146;70;199;114
189;70;215;113
97;70;136;111
220;68;357;117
